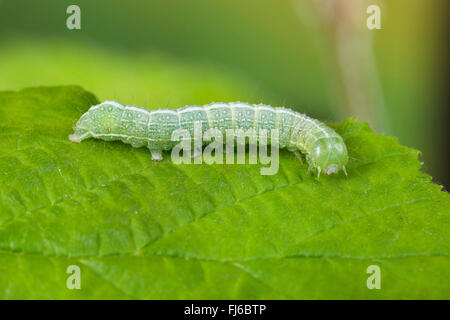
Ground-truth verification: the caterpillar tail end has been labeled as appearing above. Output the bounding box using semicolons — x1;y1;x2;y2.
68;129;91;143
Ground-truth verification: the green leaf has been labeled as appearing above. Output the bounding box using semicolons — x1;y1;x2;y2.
0;86;448;299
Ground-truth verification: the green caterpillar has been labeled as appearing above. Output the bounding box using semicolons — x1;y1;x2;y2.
69;101;348;176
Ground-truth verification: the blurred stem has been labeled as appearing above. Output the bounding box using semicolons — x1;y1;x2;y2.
295;0;389;133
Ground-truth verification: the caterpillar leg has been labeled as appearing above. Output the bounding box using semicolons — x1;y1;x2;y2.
287;148;303;164
307;165;322;178
307;164;321;178
150;149;163;161
293;151;304;164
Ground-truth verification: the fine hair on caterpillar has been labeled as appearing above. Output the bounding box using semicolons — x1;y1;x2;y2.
69;101;349;177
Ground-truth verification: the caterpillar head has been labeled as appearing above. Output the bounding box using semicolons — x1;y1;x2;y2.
69;101;123;143
308;137;348;176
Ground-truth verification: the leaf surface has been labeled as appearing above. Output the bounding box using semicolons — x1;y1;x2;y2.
0;86;448;299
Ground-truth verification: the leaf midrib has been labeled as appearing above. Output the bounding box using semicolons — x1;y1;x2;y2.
1;248;448;262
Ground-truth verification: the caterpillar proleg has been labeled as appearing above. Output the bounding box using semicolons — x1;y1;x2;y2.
69;101;348;176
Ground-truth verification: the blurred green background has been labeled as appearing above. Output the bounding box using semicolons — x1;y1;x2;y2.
0;0;448;186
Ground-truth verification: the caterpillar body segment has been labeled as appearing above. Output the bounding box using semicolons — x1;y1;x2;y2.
69;101;349;175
